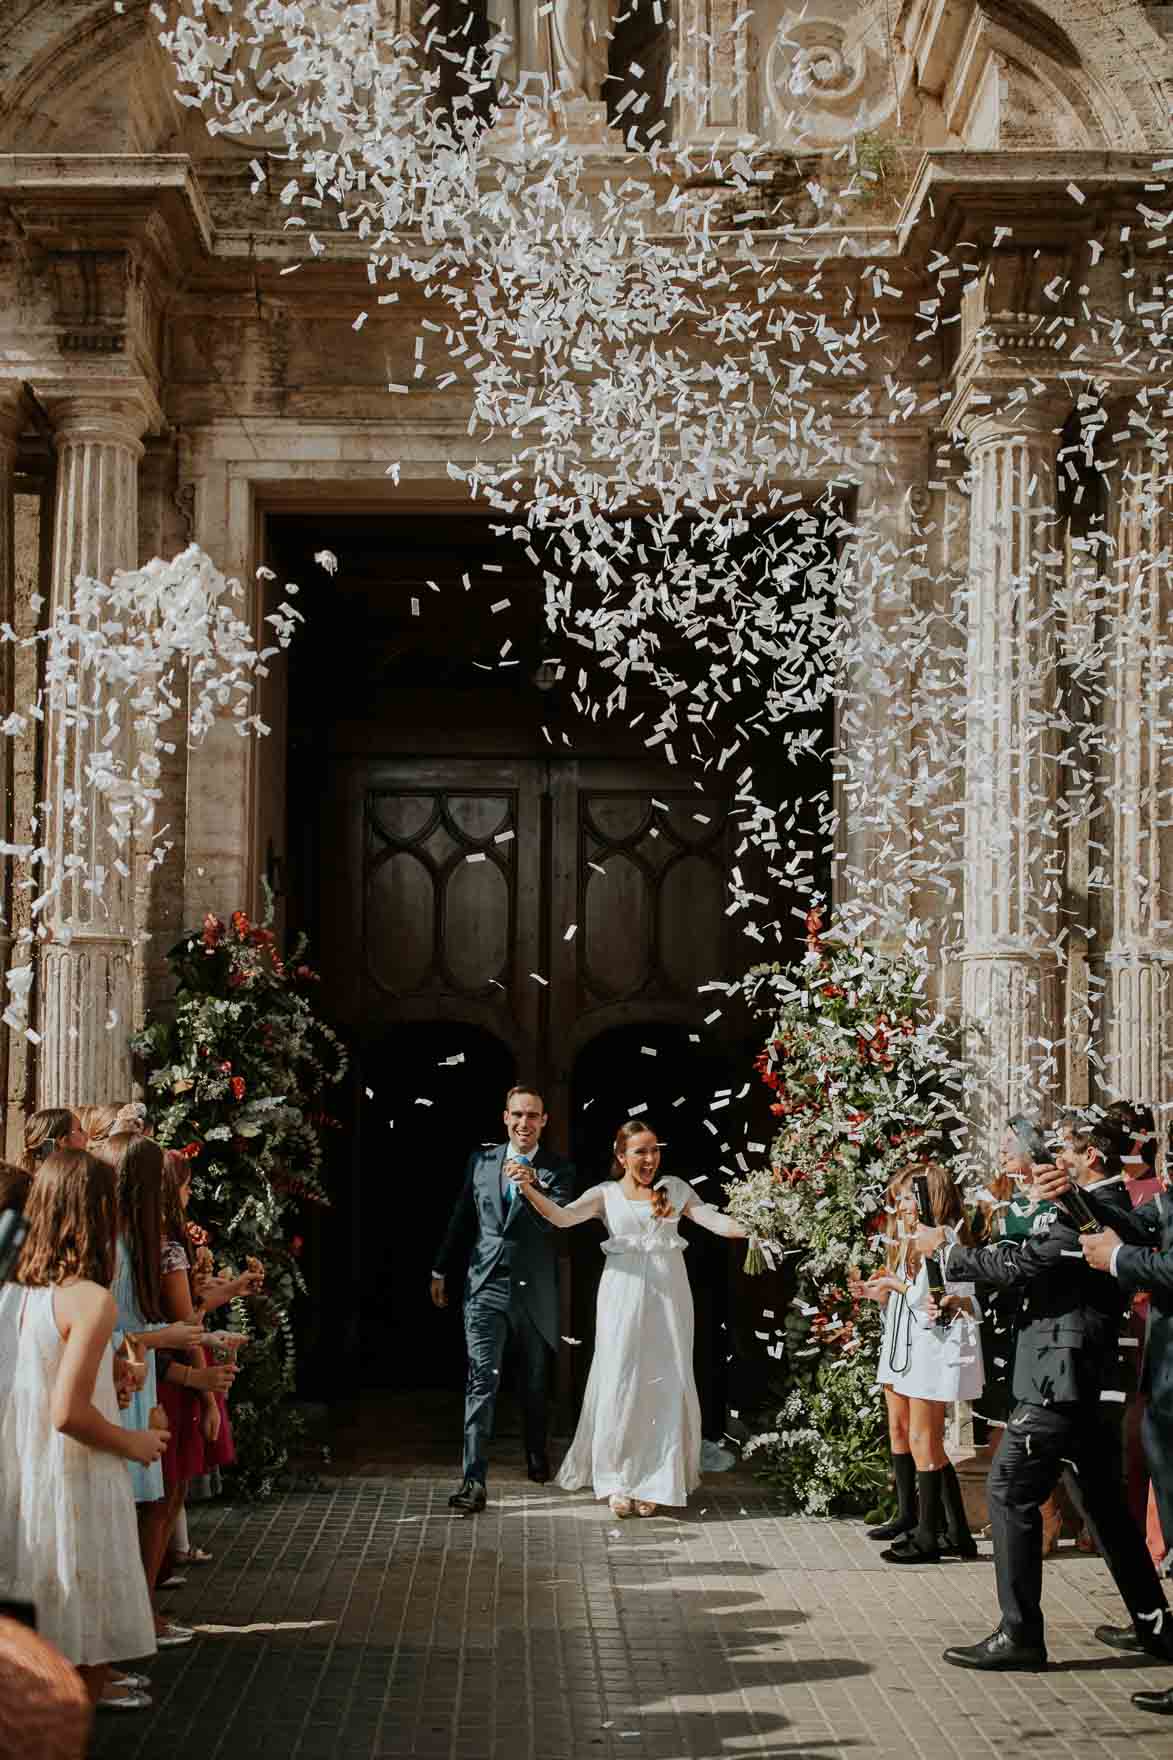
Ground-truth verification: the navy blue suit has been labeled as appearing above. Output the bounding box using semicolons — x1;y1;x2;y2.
434;1142;575;1483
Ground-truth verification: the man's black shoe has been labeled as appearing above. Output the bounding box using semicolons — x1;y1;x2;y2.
1096;1623;1143;1654
1133;1687;1173;1714
448;1479;486;1514
937;1533;980;1560
527;1453;551;1485
881;1535;940;1564
943;1628;1048;1671
866;1514;914;1542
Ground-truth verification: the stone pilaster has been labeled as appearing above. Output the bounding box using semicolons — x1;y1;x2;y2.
1094;430;1173;1108
957;400;1067;1143
0;390;23;1142
39;393;151;1108
838;457;926;949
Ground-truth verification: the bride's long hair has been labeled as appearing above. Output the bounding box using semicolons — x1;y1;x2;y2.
612;1118;673;1218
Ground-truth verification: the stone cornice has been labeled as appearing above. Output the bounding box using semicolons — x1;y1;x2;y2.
0;154;213;268
897;150;1171;262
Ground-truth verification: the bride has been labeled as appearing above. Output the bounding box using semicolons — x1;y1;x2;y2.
513;1118;749;1517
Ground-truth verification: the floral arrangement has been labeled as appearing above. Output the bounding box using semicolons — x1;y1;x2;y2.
724;908;963;1514
132;902;347;1497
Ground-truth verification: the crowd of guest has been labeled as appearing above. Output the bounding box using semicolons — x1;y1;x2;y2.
0;1104;263;1724
851;1098;1173;1712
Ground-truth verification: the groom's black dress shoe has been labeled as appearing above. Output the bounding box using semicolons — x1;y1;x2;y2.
527;1453;551;1485
943;1627;1048;1671
1133;1687;1173;1714
448;1479;486;1514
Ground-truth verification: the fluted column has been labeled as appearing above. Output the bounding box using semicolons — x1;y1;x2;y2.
958;402;1067;1143
1095;430;1173;1106
39;395;150;1108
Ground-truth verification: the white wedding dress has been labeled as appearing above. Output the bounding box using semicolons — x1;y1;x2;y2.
556;1175;725;1508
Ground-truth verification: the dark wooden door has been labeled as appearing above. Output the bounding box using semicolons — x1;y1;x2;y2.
318;754;733;1134
314;752;734;1402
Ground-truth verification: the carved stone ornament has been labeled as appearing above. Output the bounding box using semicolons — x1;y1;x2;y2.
764;8;900;147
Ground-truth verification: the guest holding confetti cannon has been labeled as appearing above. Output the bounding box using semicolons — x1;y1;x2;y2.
850;1161;981;1563
1033;1133;1173;1714
915;1119;1173;1673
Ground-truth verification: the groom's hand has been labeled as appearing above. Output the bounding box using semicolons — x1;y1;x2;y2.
430;1273;448;1309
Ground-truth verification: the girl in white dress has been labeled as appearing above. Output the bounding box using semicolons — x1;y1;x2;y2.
4;1148;166;1705
515;1118;749;1517
851;1161;983;1565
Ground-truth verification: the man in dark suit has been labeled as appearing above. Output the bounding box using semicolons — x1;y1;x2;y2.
914;1120;1172;1672
1056;1146;1173;1714
431;1084;575;1514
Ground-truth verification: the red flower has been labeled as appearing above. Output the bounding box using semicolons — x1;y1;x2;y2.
289;1235;304;1258
220;1060;233;1074
202;912;224;950
182;1141;202;1159
231;910;251;937
230;1076;246;1101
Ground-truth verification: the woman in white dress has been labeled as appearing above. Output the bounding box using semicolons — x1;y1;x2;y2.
4;1148;166;1706
514;1118;749;1518
851;1161;983;1565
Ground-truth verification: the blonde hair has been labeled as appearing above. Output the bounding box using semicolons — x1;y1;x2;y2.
884;1161;968;1278
612;1118;672;1218
77;1102;145;1146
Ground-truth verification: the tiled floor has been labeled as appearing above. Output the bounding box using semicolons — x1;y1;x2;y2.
89;1470;1173;1760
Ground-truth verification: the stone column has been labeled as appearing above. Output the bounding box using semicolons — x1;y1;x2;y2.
0;390;22;1139
957;401;1067;1144
1095;429;1173;1108
39;394;150;1108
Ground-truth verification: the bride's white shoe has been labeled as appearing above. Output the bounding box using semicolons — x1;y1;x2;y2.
609;1493;634;1517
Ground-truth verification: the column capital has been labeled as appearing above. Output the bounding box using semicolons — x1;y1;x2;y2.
35;379;160;455
953;386;1069;452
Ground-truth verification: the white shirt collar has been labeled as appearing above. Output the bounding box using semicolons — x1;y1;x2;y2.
1084;1174;1124;1192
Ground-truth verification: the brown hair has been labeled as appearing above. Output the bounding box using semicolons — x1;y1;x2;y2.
15;1149;117;1288
612;1118;672;1218
505;1084;545;1110
92;1132;167;1322
0;1162;32;1214
885;1161;969;1278
21;1109;77;1175
161;1150;192;1267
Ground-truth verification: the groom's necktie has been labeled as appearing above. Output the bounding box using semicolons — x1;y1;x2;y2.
504;1152;530;1219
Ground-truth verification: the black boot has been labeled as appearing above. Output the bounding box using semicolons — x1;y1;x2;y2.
938;1461;978;1559
882;1468;943;1563
866;1452;917;1542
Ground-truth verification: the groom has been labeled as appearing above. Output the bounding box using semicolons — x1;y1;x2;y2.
431;1084;575;1513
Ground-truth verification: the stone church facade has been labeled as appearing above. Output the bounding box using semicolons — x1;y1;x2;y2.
1;0;1172;1158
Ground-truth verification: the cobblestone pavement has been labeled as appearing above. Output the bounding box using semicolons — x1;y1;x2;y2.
91;1475;1173;1760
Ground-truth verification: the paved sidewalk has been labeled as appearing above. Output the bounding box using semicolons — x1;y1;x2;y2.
91;1476;1173;1760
